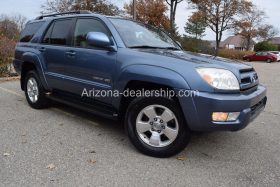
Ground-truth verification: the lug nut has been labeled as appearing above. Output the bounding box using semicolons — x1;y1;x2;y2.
157;130;161;133
160;120;163;123
150;122;153;125
162;126;165;129
151;128;154;131
154;118;157;121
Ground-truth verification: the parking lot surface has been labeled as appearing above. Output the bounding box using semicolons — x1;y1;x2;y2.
0;62;280;187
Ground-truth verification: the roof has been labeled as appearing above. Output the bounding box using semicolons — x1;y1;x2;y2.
220;35;255;48
269;37;280;45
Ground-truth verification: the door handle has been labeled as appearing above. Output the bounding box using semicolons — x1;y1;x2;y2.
65;51;76;57
39;47;46;52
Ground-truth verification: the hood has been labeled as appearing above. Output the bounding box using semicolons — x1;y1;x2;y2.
135;48;252;72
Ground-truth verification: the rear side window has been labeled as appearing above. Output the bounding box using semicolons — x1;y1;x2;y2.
42;19;73;46
20;22;44;42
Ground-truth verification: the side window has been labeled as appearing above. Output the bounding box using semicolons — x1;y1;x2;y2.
42;24;53;44
20;22;44;42
74;18;111;48
43;19;73;46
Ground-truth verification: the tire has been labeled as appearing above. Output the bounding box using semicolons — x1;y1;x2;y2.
267;59;272;63
125;97;191;158
246;58;251;62
24;71;49;109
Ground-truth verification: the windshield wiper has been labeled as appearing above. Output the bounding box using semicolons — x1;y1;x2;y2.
129;45;162;49
129;45;180;50
163;47;180;50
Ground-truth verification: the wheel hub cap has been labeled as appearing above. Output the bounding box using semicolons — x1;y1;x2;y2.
136;105;179;148
27;77;39;103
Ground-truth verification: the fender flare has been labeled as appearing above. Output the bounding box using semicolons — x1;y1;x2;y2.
21;52;50;90
112;64;191;109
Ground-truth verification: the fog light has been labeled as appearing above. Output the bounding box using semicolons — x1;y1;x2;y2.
212;112;240;122
227;112;240;121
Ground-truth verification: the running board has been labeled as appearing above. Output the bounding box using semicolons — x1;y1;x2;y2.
46;93;118;120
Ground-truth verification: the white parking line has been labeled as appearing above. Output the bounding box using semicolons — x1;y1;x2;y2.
0;86;25;98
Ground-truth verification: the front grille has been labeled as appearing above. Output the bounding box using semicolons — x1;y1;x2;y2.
239;68;259;92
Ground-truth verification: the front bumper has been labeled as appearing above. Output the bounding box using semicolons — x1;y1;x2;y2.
177;85;267;131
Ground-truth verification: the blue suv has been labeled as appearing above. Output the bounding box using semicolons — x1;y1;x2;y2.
13;11;267;157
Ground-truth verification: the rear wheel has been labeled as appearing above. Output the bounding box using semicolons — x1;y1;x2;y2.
24;71;49;109
267;58;272;63
246;58;251;62
125;97;190;158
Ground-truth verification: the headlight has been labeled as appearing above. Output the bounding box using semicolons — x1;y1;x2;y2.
196;68;240;90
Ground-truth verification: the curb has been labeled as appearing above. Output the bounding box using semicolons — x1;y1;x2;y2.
0;76;20;82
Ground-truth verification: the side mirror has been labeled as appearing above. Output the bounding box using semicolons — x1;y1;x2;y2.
86;32;111;48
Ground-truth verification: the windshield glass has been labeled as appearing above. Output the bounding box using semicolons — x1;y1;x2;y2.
109;18;180;49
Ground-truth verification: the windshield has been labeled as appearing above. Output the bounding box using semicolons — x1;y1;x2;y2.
109;18;180;49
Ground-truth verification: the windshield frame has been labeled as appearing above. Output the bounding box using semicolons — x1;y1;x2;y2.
108;17;182;50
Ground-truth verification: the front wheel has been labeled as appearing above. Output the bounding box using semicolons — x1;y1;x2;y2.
125;97;190;158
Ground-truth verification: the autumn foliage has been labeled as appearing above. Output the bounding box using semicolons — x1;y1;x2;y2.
0;33;16;76
124;0;170;31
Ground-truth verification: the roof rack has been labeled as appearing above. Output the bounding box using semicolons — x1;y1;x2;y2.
35;10;92;20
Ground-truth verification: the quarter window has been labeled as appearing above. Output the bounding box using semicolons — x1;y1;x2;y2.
20;22;44;42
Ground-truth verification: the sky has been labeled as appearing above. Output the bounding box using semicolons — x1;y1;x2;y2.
0;0;279;40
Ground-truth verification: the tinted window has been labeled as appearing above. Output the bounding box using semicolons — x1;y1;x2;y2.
74;18;111;48
20;22;44;42
48;19;73;45
42;24;53;44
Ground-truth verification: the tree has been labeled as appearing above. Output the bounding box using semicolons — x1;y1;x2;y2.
190;0;252;55
12;14;27;32
258;24;279;41
233;5;278;50
124;0;170;30
41;0;73;13
181;36;213;53
41;0;121;16
0;14;24;76
0;14;26;39
0;34;16;76
165;0;183;36
254;41;277;52
184;11;206;39
72;0;121;15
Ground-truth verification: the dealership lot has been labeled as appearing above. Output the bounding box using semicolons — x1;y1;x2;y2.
0;61;280;187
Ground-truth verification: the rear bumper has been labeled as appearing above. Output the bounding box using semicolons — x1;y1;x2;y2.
177;85;267;131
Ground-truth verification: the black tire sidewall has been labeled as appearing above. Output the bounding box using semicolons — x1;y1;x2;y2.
24;71;48;109
125;97;190;158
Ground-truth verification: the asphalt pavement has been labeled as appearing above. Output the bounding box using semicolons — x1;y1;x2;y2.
0;61;280;187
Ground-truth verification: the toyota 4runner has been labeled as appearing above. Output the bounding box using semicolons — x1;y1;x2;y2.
13;11;267;157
